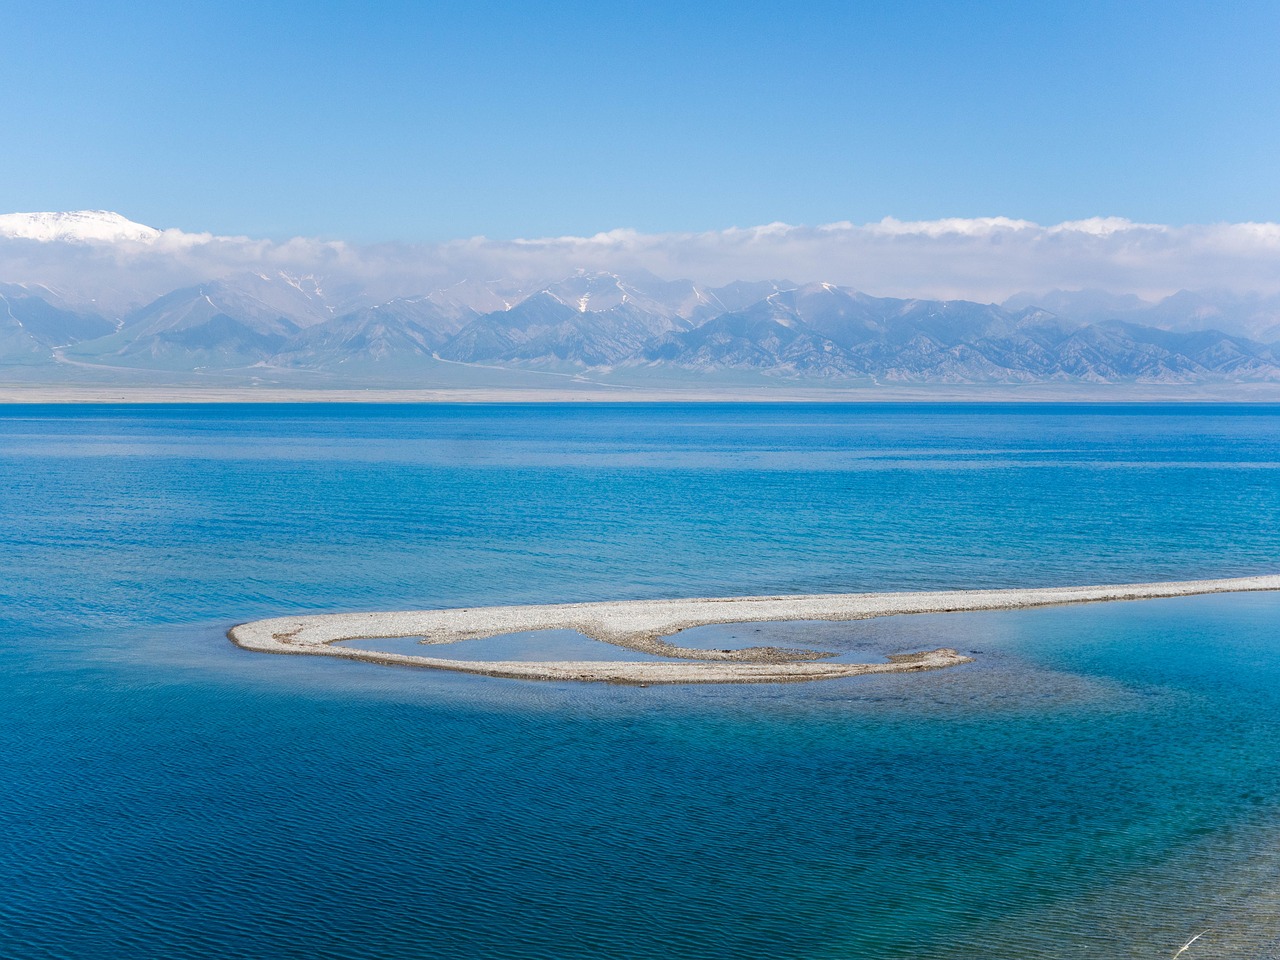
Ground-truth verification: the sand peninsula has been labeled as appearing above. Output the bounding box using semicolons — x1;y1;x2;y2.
229;574;1280;684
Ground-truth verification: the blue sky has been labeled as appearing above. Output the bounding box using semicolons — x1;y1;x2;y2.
3;0;1278;241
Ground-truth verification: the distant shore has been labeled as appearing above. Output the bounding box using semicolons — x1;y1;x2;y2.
229;574;1280;684
7;383;1280;404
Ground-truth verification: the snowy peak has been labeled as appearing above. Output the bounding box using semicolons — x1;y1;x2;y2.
543;273;631;313
0;210;161;244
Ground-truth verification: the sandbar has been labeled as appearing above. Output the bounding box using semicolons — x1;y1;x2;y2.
228;574;1280;684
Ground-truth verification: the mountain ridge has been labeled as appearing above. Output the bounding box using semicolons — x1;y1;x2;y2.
3;212;1280;388
0;270;1272;387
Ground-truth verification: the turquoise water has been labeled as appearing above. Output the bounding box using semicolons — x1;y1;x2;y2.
2;403;1280;958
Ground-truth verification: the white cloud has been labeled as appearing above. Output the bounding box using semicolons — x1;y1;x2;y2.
864;216;1038;237
3;213;1280;312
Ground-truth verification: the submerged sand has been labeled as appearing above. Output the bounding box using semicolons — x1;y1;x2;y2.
228;574;1280;684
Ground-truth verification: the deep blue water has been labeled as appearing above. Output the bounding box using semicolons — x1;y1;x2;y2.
2;402;1280;959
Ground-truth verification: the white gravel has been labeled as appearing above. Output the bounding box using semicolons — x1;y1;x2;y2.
227;574;1280;685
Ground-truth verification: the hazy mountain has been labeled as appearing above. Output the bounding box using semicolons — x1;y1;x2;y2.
422;279;540;319
537;269;729;322
0;283;115;360
269;297;469;369
1002;289;1149;324
644;296;849;374
2;258;1277;386
440;290;685;366
641;286;1280;384
1141;290;1280;342
60;274;337;368
639;286;1069;381
1005;288;1280;343
705;280;797;313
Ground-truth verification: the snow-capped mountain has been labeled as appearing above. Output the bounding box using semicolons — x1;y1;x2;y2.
0;217;1278;387
32;271;1274;385
0;210;162;244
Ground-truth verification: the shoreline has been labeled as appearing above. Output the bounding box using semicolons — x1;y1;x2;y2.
7;384;1280;404
228;574;1280;684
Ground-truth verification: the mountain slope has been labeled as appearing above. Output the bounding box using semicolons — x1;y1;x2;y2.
0;265;1275;386
269;298;470;369
59;273;343;368
439;289;686;366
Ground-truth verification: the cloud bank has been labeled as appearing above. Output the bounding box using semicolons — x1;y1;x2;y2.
3;214;1280;313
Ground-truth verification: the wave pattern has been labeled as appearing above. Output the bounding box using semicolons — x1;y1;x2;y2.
2;403;1280;958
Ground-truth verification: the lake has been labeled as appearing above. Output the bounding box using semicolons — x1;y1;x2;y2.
2;402;1279;959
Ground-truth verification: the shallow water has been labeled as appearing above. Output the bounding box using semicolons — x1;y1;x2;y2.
2;402;1280;959
335;629;686;662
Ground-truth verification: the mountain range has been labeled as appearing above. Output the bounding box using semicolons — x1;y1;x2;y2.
3;211;1280;389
